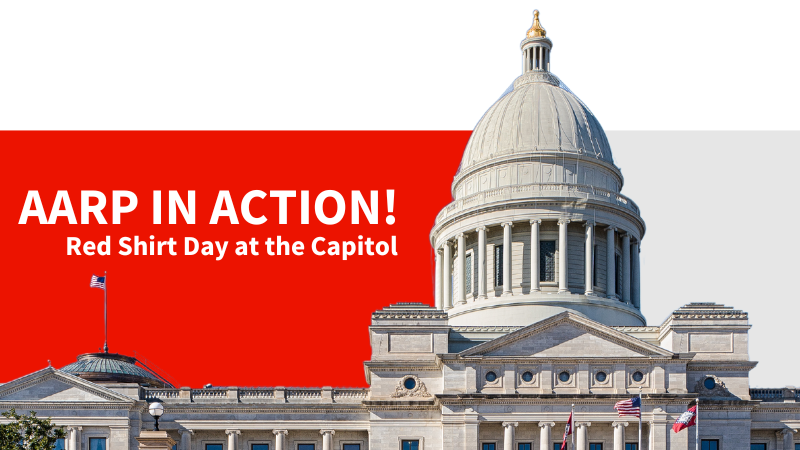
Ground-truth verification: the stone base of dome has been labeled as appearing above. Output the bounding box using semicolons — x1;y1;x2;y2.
446;293;645;327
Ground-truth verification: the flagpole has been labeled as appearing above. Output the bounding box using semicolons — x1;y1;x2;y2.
695;398;699;450
638;387;642;450
571;403;575;450
103;271;108;353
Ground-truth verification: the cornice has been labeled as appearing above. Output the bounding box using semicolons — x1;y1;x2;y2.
687;361;759;372
0;402;135;410
165;406;368;414
458;312;672;358
372;311;448;320
0;368;136;404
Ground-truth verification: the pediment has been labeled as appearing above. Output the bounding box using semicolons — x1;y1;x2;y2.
459;312;673;358
0;367;135;403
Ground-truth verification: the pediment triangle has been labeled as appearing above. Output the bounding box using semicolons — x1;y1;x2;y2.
459;312;672;358
0;367;134;403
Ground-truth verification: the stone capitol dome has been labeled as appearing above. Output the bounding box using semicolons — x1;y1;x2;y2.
431;10;645;327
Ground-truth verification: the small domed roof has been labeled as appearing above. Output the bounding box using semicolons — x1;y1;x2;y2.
457;73;613;178
61;352;171;387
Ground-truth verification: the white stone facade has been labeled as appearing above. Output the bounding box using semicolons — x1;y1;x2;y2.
1;10;797;450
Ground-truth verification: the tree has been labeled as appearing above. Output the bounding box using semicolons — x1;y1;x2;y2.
0;409;66;450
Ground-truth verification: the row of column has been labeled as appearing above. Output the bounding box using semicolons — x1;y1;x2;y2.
523;46;549;72
502;421;631;450
208;430;335;450
434;220;641;309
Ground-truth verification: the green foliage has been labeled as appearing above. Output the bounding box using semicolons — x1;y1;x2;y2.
0;409;66;450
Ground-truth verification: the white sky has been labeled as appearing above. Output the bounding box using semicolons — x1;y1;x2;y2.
0;1;798;130
1;1;797;387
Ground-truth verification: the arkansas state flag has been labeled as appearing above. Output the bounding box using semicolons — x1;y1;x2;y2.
672;405;697;432
561;411;573;450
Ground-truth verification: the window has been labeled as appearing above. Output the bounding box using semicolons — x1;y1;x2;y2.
402;441;420;450
518;444;532;450
55;439;65;450
554;444;564;450
595;371;607;382
253;445;269;450
590;444;603;450
494;245;503;286
632;371;644;383
343;445;360;450
522;371;534;382
207;445;223;450
485;371;497;382
625;445;638;450
466;253;473;293
750;445;766;450
592;244;598;285
540;240;556;282
298;445;315;450
482;444;496;450
615;253;622;296
559;371;570;382
404;377;416;390
701;440;719;450
704;378;716;390
89;439;107;450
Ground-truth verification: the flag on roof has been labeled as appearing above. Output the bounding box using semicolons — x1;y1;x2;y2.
90;274;106;290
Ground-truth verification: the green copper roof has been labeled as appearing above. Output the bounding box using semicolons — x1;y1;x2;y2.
60;353;170;387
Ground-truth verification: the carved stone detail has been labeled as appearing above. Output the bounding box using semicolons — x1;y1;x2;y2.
695;374;734;398
391;375;431;398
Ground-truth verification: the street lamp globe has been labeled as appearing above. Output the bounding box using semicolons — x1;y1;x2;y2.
148;402;164;431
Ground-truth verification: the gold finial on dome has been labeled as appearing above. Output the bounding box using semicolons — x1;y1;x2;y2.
526;9;546;38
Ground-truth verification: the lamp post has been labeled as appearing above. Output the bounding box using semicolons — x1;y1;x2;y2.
149;402;164;431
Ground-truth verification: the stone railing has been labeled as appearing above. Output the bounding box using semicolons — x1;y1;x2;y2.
239;388;275;400
142;387;369;404
750;387;798;402
191;388;228;400
143;388;180;400
435;182;641;225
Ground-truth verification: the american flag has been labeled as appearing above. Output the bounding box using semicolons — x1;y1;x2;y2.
614;396;641;417
90;274;106;290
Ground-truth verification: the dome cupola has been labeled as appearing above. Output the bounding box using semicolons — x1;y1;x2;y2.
430;11;646;327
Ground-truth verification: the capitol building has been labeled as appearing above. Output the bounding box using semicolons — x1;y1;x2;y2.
1;11;797;450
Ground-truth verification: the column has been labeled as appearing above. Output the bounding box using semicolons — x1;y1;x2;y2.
622;233;631;303
606;226;616;299
443;241;452;309
530;220;541;292
584;221;594;295
456;233;467;305
225;430;239;450
75;427;82;450
502;422;517;450
178;430;193;450
272;431;288;450
434;248;442;309
558;219;570;293
575;423;591;450
780;429;796;450
612;422;628;450
632;241;641;308
539;422;555;450
502;222;513;296
320;430;335;450
476;226;487;299
68;427;80;450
